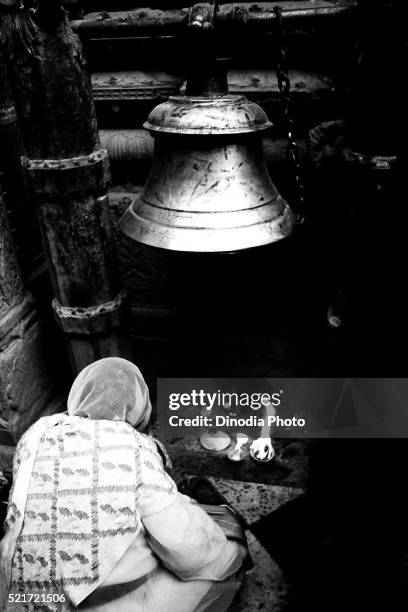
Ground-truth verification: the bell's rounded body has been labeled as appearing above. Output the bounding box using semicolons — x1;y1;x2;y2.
120;95;296;252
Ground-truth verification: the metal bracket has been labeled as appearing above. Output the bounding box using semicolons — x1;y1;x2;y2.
343;149;397;171
188;3;216;30
52;289;128;335
22;148;111;196
229;5;249;25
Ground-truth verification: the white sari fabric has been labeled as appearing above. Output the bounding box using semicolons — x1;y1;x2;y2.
0;415;179;609
0;359;245;611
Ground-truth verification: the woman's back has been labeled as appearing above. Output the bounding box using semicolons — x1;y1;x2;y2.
1;358;246;612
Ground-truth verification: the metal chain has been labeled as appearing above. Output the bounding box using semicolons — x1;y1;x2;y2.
273;5;305;222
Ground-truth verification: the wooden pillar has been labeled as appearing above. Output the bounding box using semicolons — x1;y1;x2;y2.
1;1;132;373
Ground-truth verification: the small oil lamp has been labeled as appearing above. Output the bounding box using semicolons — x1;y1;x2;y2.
199;429;231;451
199;404;231;451
250;401;276;463
227;433;249;462
250;438;275;463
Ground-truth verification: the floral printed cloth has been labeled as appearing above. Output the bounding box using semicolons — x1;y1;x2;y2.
0;414;176;610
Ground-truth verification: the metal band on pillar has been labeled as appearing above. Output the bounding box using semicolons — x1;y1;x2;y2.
22;149;111;196
52;289;128;336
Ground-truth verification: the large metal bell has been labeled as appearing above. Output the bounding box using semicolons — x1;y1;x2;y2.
120;92;296;252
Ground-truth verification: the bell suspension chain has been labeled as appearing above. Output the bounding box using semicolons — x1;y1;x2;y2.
273;5;305;223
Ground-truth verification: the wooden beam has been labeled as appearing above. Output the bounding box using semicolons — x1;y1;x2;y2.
72;1;358;38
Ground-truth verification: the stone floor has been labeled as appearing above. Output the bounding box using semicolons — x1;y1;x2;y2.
210;478;302;612
168;437;310;611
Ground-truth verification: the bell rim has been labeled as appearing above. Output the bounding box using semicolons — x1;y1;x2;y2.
119;202;296;253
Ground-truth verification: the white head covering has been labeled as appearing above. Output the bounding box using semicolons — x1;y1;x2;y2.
67;357;152;431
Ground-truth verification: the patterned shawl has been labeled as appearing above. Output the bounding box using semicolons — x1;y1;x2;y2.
0;359;167;609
